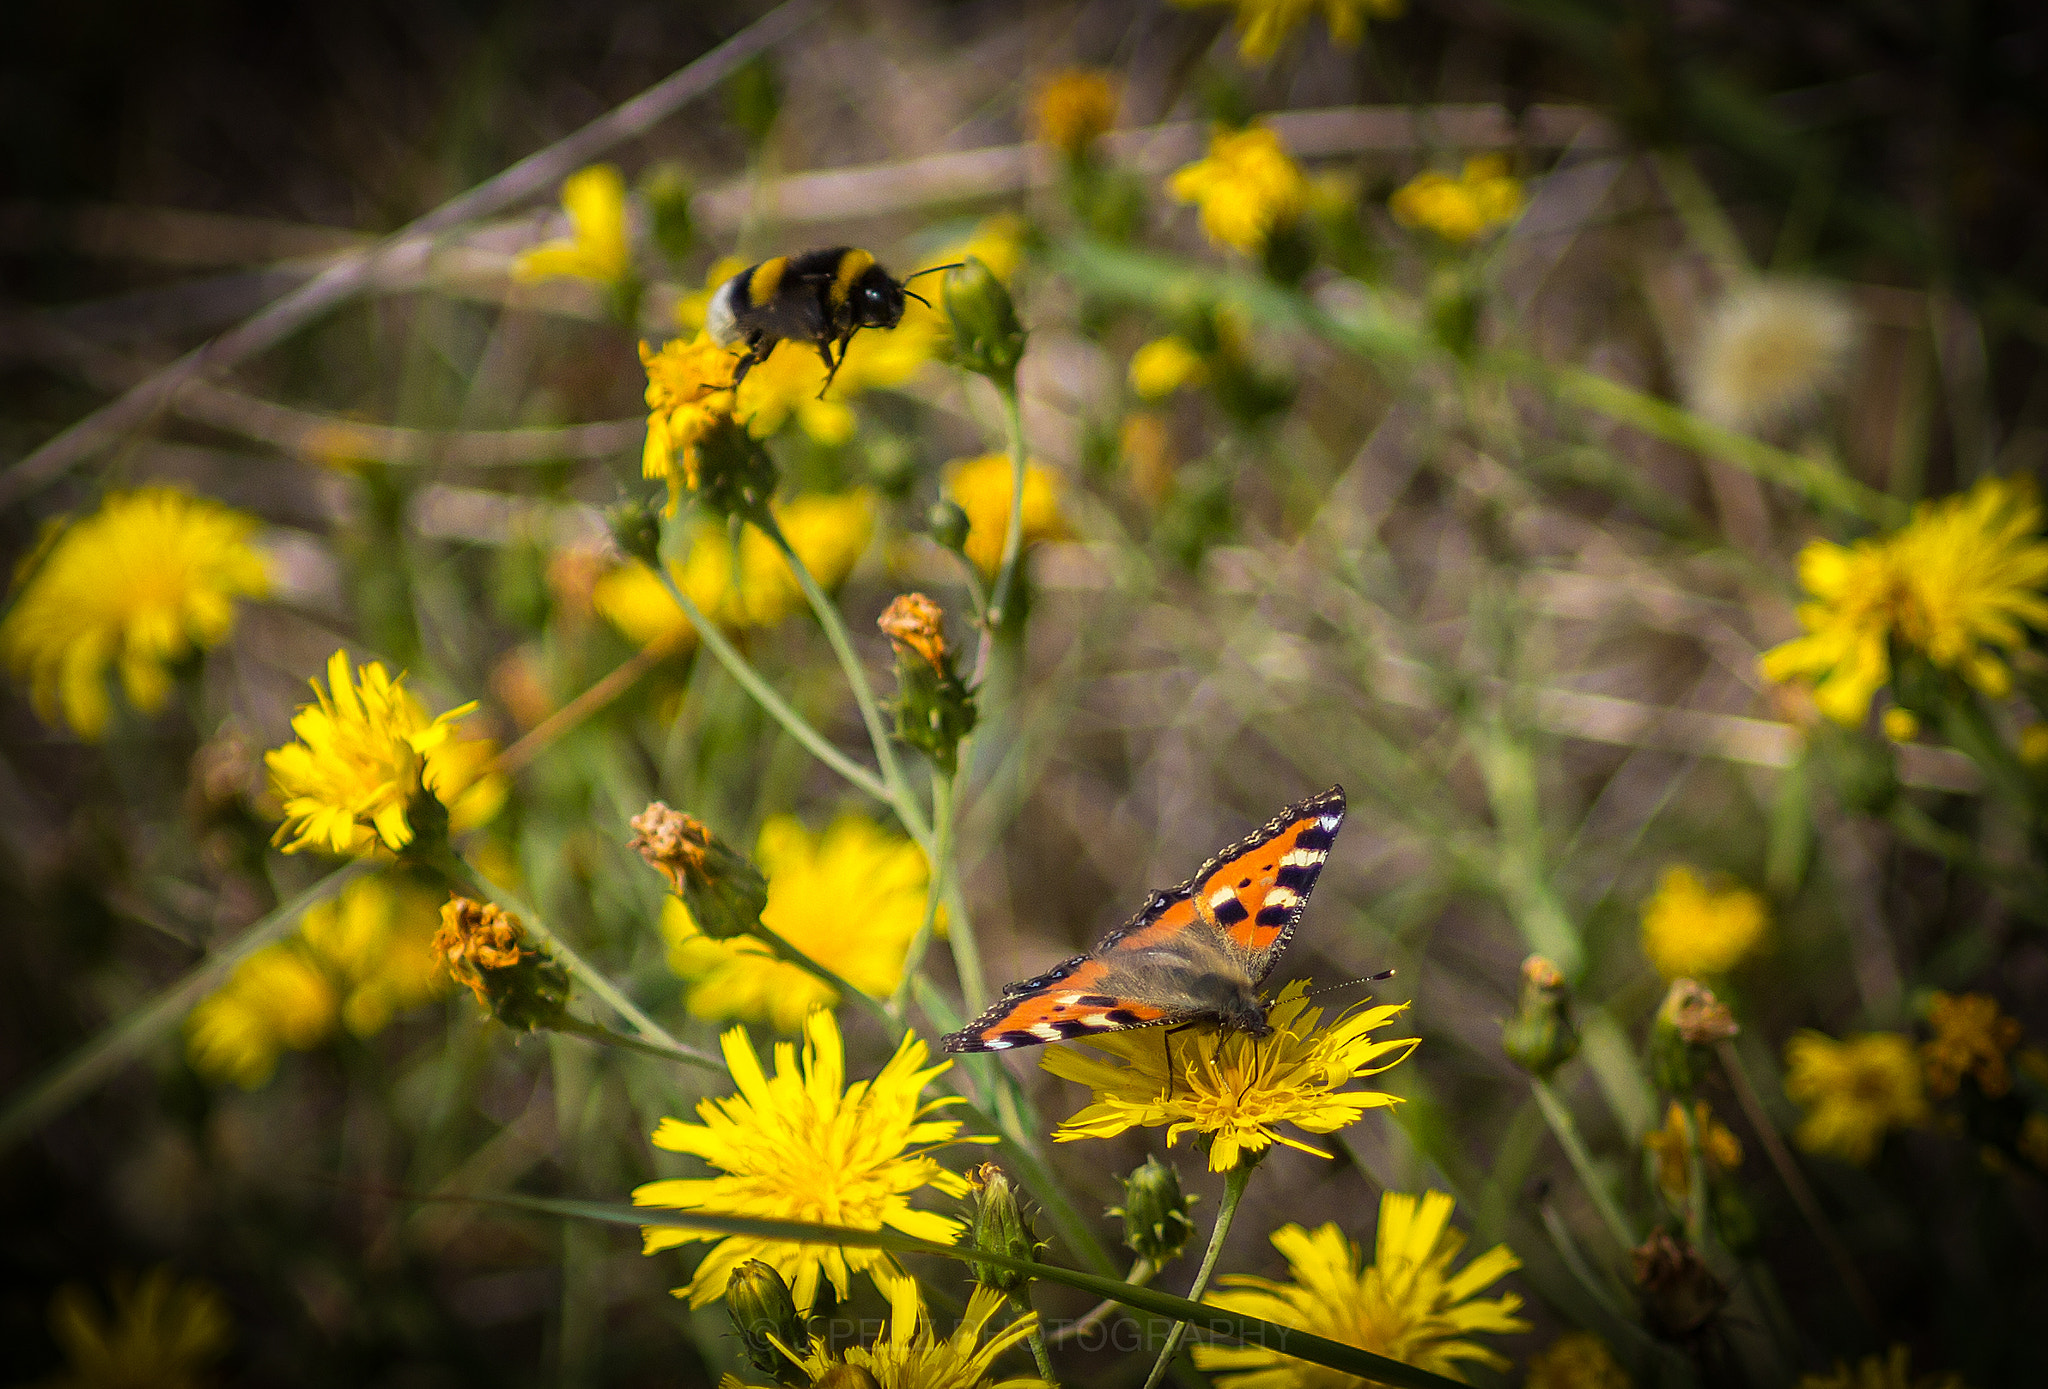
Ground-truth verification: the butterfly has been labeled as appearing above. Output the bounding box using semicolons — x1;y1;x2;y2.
941;786;1346;1053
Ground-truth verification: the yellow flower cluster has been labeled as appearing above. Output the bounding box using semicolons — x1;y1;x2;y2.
1760;475;2048;725
1177;0;1405;63
1784;1030;1927;1164
185;875;447;1088
1644;1100;1743;1201
1170;125;1308;254
1526;1332;1633;1389
942;453;1066;576
513;164;631;287
1033;69;1119;157
1;487;270;739
1921;991;2024;1099
752;1277;1050;1389
1390;154;1525;244
639;331;741;512
1639;864;1769;979
660;813;933;1032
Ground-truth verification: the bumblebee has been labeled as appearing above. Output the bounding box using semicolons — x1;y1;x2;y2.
705;246;951;394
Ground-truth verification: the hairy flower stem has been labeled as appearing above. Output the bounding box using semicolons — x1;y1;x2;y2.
1141;1159;1254;1389
1009;1291;1058;1383
1530;1076;1638;1256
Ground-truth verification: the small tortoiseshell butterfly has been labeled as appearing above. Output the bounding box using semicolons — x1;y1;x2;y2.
942;786;1345;1052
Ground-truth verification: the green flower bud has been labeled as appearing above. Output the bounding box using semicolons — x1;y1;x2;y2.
1501;955;1580;1079
966;1163;1039;1294
641;163;695;265
943;257;1027;387
692;414;780;523
726;1260;808;1383
1108;1156;1197;1266
606;495;663;569
629;803;769;941
878;594;977;775
927;499;972;555
1650;979;1738;1095
433;898;572;1033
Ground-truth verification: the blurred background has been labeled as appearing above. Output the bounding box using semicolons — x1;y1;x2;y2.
4;0;2048;1385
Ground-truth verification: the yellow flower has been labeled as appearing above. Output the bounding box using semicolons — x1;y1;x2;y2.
1759;476;2048;723
1525;1332;1632;1389
185;941;337;1089
1389;154;1524;244
1194;1191;1528;1387
1175;0;1405;64
1;487;270;739
43;1267;231;1389
1644;1101;1743;1202
593;491;876;649
1922;991;2024;1099
939;213;1028;287
735;320;935;445
1638;864;1768;979
1686;278;1856;431
632;1009;985;1309
1170;125;1308;254
264;650;502;857
661;813;933;1032
1034;69;1119;157
1796;1345;1967;1389
758;1277;1050;1389
1043;980;1418;1173
1784;1030;1928;1164
1129;336;1210;400
297;873;449;1036
513;164;631;286
641;332;742;513
2019;1112;2048;1171
942;454;1065;576
1881;707;1920;742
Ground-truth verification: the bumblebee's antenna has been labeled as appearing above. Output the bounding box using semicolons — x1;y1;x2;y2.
903;289;933;309
903;262;966;283
1308;969;1396;998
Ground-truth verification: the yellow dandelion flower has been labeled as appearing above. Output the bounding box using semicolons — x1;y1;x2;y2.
1389;154;1525;245
44;1267;232;1389
1686;278;1856;432
1175;0;1405;64
264;650;501;857
593;492;875;649
1;487;270;739
661;813;933;1032
632;1009;986;1309
1796;1344;1967;1389
641;332;743;513
1129;336;1210;400
1783;1030;1928;1165
734;320;934;446
756;1276;1050;1389
513;164;631;286
1922;991;2024;1099
1638;864;1768;979
1170;125;1308;255
1194;1191;1528;1386
942;454;1065;577
1757;532;1907;726
1043;980;1418;1173
296;873;448;1037
1034;69;1119;157
185;941;337;1089
1644;1101;1743;1202
1526;1331;1632;1389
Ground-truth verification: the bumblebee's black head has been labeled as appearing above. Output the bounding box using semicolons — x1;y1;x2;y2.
846;260;906;330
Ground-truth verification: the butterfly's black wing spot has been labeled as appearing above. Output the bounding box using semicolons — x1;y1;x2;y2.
1213;897;1250;927
1073;993;1120;1008
1106;1008;1146;1027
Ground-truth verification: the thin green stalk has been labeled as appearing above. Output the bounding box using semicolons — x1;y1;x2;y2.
1674;1103;1709;1246
554;1014;722;1072
645;546;894;807
1141;1159;1255;1389
984;382;1031;634
0;861;366;1153
1010;1291;1058;1383
1530;1075;1639;1256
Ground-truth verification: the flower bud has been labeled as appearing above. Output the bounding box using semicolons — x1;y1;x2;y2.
726;1260;808;1383
1631;1230;1728;1342
878;594;977;775
1501;955;1580;1078
606;496;663;569
692;414;780;523
1650;980;1738;1094
965;1163;1039;1294
433;897;571;1033
628;803;768;941
943;257;1027;387
1109;1156;1197;1266
927;500;972;555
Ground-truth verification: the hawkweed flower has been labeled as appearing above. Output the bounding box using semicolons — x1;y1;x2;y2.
1170;125;1308;255
660;814;932;1031
1;487;269;739
879;593;976;774
943;454;1065;577
265;650;503;857
756;1276;1049;1389
1501;953;1579;1078
1644;1101;1743;1201
1389;155;1524;245
185;940;338;1089
1686;278;1855;432
1129;336;1210;400
1525;1332;1632;1389
1639;865;1768;980
640;332;742;513
735;322;933;444
434;896;571;1033
1042;980;1418;1172
1033;69;1118;159
1784;1030;1927;1164
1176;0;1405;64
513;164;632;287
1194;1191;1527;1386
44;1267;231;1389
1110;1156;1198;1265
630;802;768;941
1795;1344;1967;1389
1922;991;2024;1099
632;1009;985;1308
1631;1231;1726;1343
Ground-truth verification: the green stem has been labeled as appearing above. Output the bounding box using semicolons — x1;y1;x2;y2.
984;382;1031;635
1141;1159;1254;1389
553;1014;722;1072
752;921;882;1017
646;541;894;807
1530;1075;1639;1256
1011;1290;1059;1383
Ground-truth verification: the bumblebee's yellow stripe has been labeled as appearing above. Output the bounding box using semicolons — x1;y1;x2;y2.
747;257;788;307
830;249;875;310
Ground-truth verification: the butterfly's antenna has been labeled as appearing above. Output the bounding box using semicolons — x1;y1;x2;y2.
904;262;965;283
1307;969;1396;999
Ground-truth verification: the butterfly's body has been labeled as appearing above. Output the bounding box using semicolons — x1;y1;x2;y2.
942;787;1345;1052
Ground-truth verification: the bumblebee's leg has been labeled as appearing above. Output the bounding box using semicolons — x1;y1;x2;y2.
816;329;859;399
723;335;772;392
